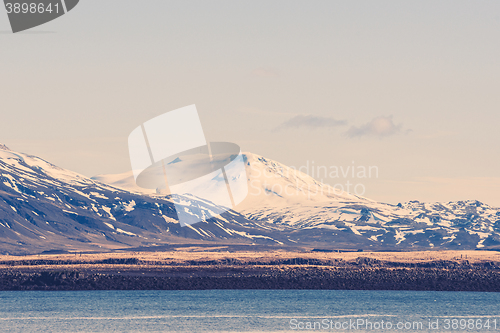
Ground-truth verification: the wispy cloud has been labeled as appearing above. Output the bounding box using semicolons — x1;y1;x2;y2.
278;115;347;130
252;67;280;78
346;115;406;138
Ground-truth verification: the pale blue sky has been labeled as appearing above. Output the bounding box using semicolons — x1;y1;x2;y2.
1;1;499;205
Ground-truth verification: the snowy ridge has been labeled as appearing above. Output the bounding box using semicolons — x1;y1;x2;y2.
1;145;500;254
93;151;500;251
0;145;288;255
235;153;500;250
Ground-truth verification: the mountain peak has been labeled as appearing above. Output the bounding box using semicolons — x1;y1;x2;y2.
0;144;11;151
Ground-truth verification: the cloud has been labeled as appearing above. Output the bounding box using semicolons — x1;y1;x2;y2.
346;115;405;138
278;115;347;130
252;67;280;78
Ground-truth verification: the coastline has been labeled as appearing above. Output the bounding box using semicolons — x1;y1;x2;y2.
1;249;500;292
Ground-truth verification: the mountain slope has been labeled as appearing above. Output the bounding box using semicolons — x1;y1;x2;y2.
237;153;500;250
0;145;289;254
95;152;500;251
2;145;500;254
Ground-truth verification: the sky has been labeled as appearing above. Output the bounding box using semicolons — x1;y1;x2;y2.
0;0;499;205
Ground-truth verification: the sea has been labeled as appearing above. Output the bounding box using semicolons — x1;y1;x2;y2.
0;290;499;332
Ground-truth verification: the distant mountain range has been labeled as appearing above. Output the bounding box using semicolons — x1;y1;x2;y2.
1;144;499;254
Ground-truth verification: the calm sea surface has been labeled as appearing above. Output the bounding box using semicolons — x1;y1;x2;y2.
0;290;499;332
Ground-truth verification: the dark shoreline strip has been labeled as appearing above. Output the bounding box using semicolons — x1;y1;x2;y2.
2;267;500;292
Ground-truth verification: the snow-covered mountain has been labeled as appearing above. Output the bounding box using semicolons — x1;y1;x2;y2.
237;153;500;250
0;145;289;255
94;151;500;251
1;144;500;254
